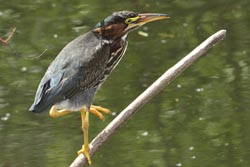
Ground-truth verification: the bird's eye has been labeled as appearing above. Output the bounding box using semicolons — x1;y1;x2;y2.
125;18;133;24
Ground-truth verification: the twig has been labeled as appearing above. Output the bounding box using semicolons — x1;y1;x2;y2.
25;49;48;60
69;30;227;167
0;38;7;45
5;27;16;42
0;27;16;45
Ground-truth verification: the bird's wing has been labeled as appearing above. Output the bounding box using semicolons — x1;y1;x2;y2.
30;32;110;112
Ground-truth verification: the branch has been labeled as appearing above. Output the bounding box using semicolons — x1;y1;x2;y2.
0;27;16;45
69;30;227;167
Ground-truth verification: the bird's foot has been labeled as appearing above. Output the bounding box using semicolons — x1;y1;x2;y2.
49;106;73;118
90;105;110;120
78;145;92;165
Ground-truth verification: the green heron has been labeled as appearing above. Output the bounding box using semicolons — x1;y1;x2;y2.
29;11;169;164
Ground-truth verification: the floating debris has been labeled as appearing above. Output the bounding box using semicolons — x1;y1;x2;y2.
191;155;196;159
189;146;194;150
158;33;175;38
141;131;149;137
198;117;205;121
161;39;167;43
196;88;204;92
176;162;182;167
138;31;149;37
53;34;58;38
111;112;117;116
1;113;11;121
21;66;27;72
51;3;56;8
183;23;188;27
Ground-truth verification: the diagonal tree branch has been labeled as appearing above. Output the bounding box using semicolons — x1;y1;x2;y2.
69;29;227;167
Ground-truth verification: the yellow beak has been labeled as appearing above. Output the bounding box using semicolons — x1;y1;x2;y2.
137;13;170;25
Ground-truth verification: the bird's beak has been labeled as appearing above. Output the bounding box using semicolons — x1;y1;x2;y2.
125;13;170;32
137;13;170;25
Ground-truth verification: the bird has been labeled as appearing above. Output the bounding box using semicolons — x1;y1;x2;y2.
29;11;170;165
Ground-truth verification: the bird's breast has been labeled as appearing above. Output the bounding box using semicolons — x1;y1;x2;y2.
93;38;128;88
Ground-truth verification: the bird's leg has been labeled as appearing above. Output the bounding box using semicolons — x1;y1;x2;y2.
49;106;73;118
90;105;110;120
78;108;92;165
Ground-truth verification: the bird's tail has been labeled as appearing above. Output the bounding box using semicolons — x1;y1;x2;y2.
29;98;54;113
29;77;72;113
29;88;63;113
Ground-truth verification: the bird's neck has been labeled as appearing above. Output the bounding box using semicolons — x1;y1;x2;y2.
93;24;127;41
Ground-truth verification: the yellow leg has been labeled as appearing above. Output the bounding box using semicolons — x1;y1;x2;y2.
78;108;92;165
49;106;73;118
90;105;111;120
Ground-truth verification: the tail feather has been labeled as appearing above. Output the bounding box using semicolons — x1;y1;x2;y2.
29;75;74;113
29;87;64;113
29;98;54;113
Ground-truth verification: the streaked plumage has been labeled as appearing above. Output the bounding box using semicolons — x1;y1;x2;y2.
29;11;169;165
29;12;131;113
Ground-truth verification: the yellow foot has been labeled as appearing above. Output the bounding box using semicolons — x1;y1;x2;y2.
78;145;92;165
90;105;111;120
49;106;73;118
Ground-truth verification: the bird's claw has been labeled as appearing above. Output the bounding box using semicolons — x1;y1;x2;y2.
90;105;111;120
78;145;92;165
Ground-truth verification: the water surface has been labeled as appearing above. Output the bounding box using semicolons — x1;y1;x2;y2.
0;0;250;167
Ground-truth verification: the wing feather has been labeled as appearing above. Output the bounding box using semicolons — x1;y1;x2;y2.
30;32;110;112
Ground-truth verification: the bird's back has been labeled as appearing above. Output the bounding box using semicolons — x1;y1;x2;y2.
29;31;111;113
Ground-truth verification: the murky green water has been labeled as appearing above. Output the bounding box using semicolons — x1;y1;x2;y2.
0;0;250;167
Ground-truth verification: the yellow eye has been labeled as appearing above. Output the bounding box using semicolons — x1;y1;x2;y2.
125;18;132;24
125;16;139;24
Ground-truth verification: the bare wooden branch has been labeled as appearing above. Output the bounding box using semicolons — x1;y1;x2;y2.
69;30;227;167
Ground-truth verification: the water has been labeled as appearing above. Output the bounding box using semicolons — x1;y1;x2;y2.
0;0;250;166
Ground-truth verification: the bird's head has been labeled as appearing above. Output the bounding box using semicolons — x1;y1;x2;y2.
93;11;170;40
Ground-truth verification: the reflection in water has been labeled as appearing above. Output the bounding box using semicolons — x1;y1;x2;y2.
0;0;250;167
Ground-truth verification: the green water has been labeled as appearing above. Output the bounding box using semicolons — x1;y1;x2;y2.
0;0;250;167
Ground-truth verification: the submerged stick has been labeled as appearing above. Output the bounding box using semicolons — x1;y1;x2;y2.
70;30;227;167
